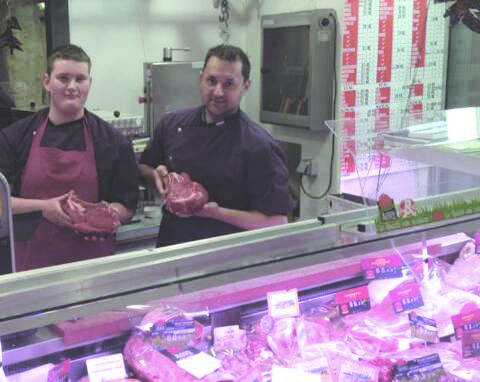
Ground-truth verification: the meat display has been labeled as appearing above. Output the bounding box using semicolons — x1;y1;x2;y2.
60;192;120;236
164;172;208;216
123;304;203;382
118;253;480;381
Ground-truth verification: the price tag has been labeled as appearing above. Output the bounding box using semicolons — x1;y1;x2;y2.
267;289;300;318
271;365;324;382
338;359;379;382
86;353;127;382
296;358;333;381
213;325;247;351
393;353;447;381
176;351;221;379
408;312;438;343
151;319;196;349
336;285;371;316
462;329;480;358
361;254;405;280
452;308;480;340
389;281;424;313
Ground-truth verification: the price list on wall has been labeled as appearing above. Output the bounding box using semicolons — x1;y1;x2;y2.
341;0;447;175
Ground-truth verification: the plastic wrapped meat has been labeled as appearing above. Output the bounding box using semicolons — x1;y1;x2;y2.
124;334;197;382
296;313;341;362
123;304;204;382
204;352;263;382
444;252;480;294
266;317;299;365
386;341;480;382
164;172;209;216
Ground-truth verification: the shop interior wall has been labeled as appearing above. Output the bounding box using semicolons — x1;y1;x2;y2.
68;0;249;118
68;0;345;220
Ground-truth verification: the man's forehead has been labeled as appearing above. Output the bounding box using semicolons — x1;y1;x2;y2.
204;59;242;79
51;59;90;72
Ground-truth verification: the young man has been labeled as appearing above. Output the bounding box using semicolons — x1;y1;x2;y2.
139;44;293;247
0;44;138;270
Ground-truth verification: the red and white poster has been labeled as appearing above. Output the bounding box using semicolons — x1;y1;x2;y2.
341;0;447;175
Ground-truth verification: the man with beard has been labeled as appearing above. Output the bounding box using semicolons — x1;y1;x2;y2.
139;44;293;247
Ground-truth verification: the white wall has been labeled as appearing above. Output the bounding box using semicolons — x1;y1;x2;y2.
69;0;250;116
69;0;345;219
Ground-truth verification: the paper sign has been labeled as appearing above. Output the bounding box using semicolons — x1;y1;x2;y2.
362;254;405;280
271;365;324;382
393;353;447;381
151;319;196;349
176;351;221;379
267;289;300;318
86;353;127;382
462;329;480;358
389;281;424;313
336;285;370;316
338;359;379;382
296;358;333;381
409;312;438;344
452;308;480;339
214;325;247;351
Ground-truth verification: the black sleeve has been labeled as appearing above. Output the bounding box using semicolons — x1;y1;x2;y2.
246;141;294;216
0;127;17;188
0;113;38;195
107;134;139;211
139;118;166;168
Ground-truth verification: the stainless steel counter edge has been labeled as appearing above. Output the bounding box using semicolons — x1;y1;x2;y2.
0;214;478;334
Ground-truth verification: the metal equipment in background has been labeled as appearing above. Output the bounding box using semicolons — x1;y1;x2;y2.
0;172;15;274
143;61;203;136
260;9;337;131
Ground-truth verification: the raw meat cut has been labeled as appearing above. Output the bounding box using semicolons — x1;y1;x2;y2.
164;172;208;216
124;333;197;382
123;304;204;382
61;192;120;235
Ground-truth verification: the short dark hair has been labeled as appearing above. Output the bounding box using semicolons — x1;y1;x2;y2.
47;44;91;75
202;44;251;81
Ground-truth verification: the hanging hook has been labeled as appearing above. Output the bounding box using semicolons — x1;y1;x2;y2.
218;0;230;43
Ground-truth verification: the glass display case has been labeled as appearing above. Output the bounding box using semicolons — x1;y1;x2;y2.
325;107;480;232
1;208;480;380
2;107;480;381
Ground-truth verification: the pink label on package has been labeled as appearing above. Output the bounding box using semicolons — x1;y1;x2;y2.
361;254;404;280
462;329;480;358
336;285;370;316
389;281;424;313
213;325;247;351
452;308;480;340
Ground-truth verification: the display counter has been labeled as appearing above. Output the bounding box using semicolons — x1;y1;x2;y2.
3;107;480;380
1;211;480;380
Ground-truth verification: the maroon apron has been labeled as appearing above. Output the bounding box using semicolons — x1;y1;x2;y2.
15;117;115;271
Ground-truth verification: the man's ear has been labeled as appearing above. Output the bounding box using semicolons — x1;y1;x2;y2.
43;73;50;90
243;79;251;92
